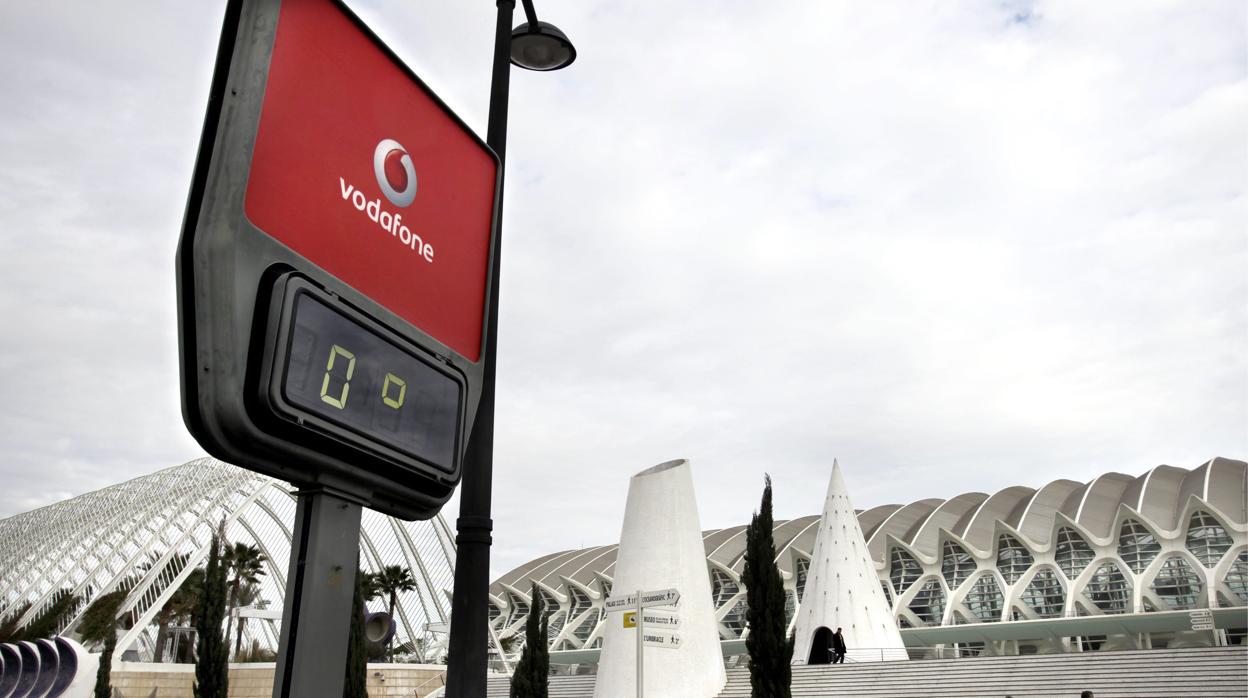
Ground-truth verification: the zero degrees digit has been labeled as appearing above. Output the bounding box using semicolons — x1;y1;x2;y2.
318;345;407;411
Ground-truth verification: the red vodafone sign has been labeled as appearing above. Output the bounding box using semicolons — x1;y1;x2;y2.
177;0;500;519
245;0;496;361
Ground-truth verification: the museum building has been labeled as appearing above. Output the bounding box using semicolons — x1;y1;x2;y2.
488;457;1248;663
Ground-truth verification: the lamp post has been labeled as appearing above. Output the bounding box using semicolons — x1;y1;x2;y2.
444;1;575;695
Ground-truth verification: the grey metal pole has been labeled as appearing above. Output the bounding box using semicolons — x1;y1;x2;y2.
636;589;643;698
271;489;362;698
443;1;512;695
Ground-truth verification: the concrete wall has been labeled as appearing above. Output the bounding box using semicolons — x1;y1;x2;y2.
110;662;447;697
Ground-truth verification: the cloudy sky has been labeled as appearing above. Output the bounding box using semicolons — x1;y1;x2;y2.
0;0;1244;577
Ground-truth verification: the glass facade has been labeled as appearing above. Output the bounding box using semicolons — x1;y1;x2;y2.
909;578;945;626
794;556;810;603
1084;562;1131;614
996;534;1034;584
941;540;975;590
890;547;923;595
1055;526;1095;580
1118;519;1161;574
1223;550;1248;605
1185;511;1232;568
1149;555;1203;610
722;598;748;636
1020;568;1064;618
964;574;1004;622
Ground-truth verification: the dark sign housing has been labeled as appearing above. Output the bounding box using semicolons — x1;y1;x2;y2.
177;0;500;519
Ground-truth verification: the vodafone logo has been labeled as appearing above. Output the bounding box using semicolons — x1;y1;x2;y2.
338;139;433;263
374;138;416;207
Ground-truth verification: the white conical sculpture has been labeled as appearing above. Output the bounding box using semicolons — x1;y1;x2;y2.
593;460;726;698
792;460;907;664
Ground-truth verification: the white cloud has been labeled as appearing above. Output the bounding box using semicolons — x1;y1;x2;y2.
0;1;1243;578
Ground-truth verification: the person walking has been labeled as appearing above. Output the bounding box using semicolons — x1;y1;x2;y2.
831;626;847;664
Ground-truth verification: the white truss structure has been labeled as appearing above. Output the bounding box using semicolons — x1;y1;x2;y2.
0;458;458;662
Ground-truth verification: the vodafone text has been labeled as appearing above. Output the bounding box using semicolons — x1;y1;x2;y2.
338;178;434;263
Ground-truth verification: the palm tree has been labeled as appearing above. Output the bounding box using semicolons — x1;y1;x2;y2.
232;582;268;658
149;553;193;663
223;543;266;660
371;565;416;659
170;567;205;662
360;571;382;609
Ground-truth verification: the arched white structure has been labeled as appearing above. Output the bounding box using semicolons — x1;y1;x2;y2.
0;458;458;663
491;457;1247;661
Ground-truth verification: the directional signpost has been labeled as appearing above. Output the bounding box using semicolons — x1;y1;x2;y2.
603;588;681;697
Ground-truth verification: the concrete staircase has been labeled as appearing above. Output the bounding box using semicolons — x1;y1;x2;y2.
485;673;595;697
718;646;1247;698
485;646;1247;697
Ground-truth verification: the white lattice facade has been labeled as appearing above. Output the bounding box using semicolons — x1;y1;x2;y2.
489;458;1247;660
0;458;457;662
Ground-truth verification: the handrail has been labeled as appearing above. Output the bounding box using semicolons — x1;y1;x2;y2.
411;671;446;696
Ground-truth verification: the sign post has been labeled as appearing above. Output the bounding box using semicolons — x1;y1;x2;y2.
636;590;643;698
603;588;681;698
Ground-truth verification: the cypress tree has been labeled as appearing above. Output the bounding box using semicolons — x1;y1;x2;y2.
509;583;548;698
343;568;368;698
743;474;791;698
194;531;229;698
93;627;117;698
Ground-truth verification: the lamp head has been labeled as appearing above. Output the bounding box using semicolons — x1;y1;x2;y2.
510;21;576;71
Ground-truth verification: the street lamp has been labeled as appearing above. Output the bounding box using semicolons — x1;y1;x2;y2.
444;1;575;696
511;21;577;71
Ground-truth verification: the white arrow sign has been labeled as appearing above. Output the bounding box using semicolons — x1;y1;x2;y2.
641;631;681;649
604;587;681;612
638;588;680;608
604;593;636;611
640;610;681;628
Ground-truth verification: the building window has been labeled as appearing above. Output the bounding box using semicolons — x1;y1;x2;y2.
710;568;740;609
964;574;1004;623
1186;511;1232;568
570;610;597;642
567;586;592;620
889;547;923;595
909;578;945;626
1084;562;1131;614
1222;550;1247;606
1118;519;1161;574
996;534;1034;585
546;610;566;643
941;540;975;590
1055;527;1095;580
880;579;894;608
504;591;529;628
794;556;810;604
598;578;612;599
722;598;749;637
1020;568;1064;618
1150;556;1203;611
784;589;797;626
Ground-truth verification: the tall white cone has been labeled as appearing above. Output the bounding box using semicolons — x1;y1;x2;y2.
593;460;726;698
792;460;907;663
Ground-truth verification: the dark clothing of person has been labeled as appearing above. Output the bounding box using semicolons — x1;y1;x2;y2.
831;630;847;664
